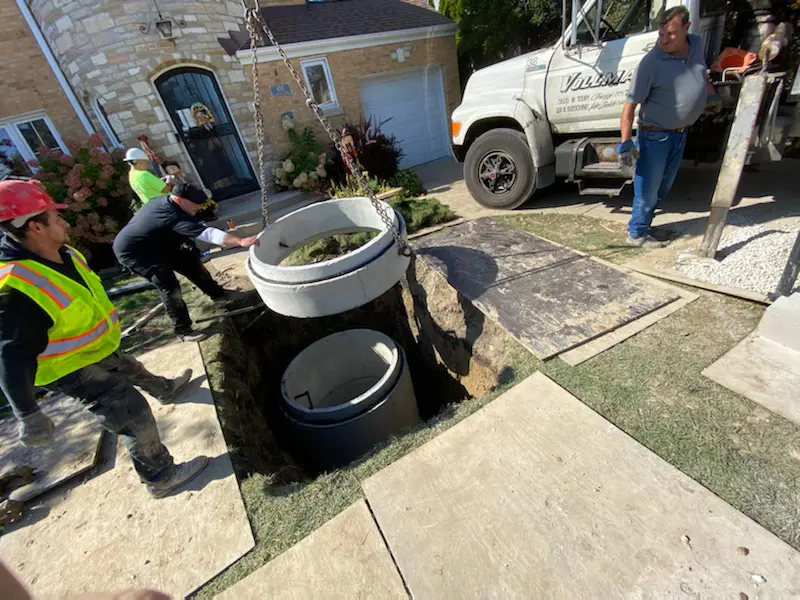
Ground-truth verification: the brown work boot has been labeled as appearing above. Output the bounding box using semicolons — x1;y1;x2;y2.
147;456;209;499
156;368;192;405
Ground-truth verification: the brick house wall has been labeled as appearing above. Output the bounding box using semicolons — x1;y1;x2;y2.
27;0;261;186
250;35;460;160
23;0;458;195
0;1;87;143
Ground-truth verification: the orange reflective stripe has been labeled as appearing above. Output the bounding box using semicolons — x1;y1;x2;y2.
110;308;119;324
40;317;112;359
65;248;90;272
0;263;72;309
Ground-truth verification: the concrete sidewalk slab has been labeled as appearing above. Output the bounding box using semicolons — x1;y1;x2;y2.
704;332;800;426
0;395;103;503
363;372;800;597
217;500;406;600
0;342;254;598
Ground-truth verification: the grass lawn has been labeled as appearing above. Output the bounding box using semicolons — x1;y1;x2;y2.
111;212;799;597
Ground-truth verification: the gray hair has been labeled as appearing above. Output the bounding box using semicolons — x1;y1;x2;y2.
661;5;690;26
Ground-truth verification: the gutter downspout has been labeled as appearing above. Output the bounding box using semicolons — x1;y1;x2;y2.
15;0;96;136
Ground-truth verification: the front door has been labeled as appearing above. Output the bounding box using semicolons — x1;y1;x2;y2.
155;67;258;201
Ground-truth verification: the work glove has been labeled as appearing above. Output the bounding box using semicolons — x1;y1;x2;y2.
18;411;55;448
705;92;723;115
616;139;639;167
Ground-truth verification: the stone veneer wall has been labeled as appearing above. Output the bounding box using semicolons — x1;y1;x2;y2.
28;0;260;185
28;0;459;194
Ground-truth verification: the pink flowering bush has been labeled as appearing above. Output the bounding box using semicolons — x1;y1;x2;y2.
32;134;132;267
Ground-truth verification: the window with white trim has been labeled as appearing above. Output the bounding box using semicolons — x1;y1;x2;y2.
0;114;67;178
300;57;338;110
92;98;122;148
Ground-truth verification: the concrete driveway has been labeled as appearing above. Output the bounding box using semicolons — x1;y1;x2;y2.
415;157;800;235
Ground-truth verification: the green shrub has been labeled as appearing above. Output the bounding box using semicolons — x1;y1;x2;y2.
31;134;133;267
389;169;426;197
273;126;328;192
390;196;457;233
327;174;391;198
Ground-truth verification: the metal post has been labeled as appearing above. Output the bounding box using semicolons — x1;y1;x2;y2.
698;74;769;258
772;231;800;299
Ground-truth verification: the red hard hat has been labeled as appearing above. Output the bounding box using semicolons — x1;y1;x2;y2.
0;180;67;227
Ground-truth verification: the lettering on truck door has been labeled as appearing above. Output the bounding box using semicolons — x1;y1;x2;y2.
546;0;663;134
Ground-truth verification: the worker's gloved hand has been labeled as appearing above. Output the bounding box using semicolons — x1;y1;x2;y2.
18;411;55;448
705;92;723;115
616;139;639;167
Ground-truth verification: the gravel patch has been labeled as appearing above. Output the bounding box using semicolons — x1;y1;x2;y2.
677;223;799;296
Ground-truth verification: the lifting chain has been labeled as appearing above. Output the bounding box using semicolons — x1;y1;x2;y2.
241;0;411;256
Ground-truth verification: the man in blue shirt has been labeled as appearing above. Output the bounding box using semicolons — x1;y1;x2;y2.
617;5;719;248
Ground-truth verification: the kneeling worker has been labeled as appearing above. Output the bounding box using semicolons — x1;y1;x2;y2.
113;182;258;342
0;180;207;499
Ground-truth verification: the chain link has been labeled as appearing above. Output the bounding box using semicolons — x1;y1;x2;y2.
242;0;269;226
242;2;411;255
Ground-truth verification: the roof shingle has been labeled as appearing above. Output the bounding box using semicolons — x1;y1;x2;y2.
253;0;454;48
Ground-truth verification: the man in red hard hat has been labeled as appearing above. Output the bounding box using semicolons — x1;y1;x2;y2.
0;179;208;499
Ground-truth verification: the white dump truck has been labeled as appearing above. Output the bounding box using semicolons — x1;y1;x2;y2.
450;0;795;209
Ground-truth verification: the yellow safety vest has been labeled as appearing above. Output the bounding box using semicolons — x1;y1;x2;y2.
0;246;120;386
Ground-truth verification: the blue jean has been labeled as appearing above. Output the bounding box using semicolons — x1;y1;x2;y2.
49;351;175;483
627;130;687;238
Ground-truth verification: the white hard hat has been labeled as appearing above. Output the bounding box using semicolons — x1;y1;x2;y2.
124;148;149;162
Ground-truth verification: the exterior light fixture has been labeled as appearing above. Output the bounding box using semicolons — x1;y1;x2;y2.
139;0;186;40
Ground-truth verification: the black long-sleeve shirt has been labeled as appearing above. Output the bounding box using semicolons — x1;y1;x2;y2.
0;236;87;418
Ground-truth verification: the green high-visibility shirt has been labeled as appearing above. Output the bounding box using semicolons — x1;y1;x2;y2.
129;168;168;204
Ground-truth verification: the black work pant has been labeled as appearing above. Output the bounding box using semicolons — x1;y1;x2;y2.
49;351;175;483
132;246;225;334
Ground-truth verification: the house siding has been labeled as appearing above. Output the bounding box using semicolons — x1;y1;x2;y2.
0;1;87;143
251;35;461;160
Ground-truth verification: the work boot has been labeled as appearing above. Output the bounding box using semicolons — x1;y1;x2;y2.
176;329;208;343
146;456;209;499
212;288;247;303
156;368;193;405
626;234;664;249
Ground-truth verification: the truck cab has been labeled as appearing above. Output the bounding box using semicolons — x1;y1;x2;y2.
450;0;731;208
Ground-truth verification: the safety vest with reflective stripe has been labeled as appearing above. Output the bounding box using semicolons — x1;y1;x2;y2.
0;246;120;386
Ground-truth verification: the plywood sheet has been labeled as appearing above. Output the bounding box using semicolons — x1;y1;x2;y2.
363;373;800;597
559;275;699;366
0;394;103;503
703;333;800;426
413;218;680;358
0;341;255;598
218;500;406;600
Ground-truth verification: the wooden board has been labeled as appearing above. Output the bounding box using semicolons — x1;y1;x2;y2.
217;500;407;600
559;275;699;366
0;394;103;503
625;255;771;304
413;218;680;358
363;373;800;597
703;333;800;426
0;341;255;598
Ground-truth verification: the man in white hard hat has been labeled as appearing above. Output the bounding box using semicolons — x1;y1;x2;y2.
124;148;175;205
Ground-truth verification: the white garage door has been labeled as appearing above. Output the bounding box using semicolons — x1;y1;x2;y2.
359;66;450;169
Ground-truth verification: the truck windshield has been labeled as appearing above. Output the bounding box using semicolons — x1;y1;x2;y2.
574;0;665;44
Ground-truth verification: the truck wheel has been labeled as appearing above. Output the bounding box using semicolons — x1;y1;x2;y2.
464;129;536;209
